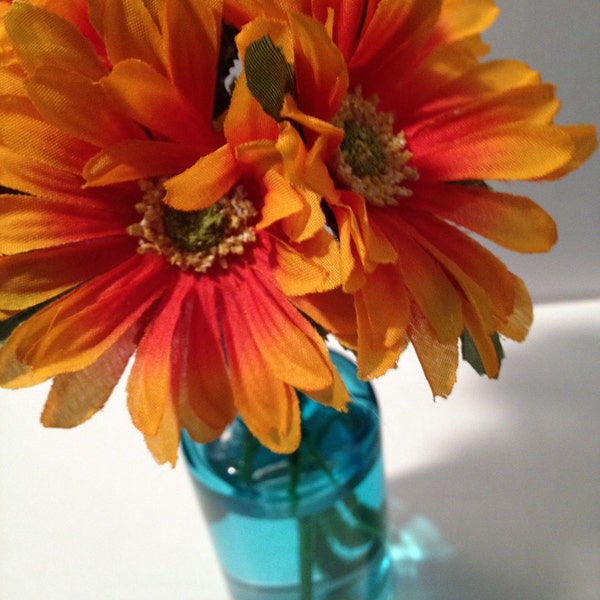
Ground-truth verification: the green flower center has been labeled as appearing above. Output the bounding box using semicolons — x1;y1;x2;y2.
331;89;418;207
340;120;386;178
129;180;257;273
163;204;228;253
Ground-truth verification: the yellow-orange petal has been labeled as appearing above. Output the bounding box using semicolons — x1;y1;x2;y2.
87;0;165;74
426;0;498;50
288;11;348;122
355;264;410;380
408;303;458;398
162;0;221;123
41;321;140;427
4;2;108;79
83;139;199;187
25;65;145;147
144;394;180;467
225;71;280;148
163;145;241;211
181;283;237;430
376;215;463;342
0;146;83;198
101;59;211;146
496;275;533;342
537;124;598;180
461;298;499;378
219;286;301;452
0;94;94;173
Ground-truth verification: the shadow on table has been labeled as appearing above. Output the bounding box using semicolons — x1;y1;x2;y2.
385;321;600;600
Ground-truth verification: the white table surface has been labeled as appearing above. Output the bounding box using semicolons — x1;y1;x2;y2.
1;299;599;600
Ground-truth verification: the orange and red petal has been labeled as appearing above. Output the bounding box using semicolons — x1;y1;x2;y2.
411;122;576;181
350;0;442;94
0;235;137;311
374;212;463;343
127;273;194;438
407;183;557;253
180;281;237;432
0;254;169;388
0;193;134;254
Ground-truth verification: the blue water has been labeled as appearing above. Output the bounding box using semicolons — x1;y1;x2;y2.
182;352;392;600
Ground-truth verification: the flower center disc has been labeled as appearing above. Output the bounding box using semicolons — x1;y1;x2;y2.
129;180;257;273
331;90;418;207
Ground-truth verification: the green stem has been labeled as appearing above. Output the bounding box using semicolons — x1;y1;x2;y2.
299;516;314;600
289;449;314;600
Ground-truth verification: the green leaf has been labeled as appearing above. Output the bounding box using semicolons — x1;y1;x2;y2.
461;329;505;376
245;34;296;121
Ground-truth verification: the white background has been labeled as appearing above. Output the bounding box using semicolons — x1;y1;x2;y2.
1;2;599;599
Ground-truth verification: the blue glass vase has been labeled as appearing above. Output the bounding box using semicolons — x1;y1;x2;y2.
181;351;392;600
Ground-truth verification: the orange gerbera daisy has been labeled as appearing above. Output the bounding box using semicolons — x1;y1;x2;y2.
224;0;597;393
0;0;348;464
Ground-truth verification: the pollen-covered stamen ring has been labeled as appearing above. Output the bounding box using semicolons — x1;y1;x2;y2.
128;179;257;273
331;89;418;207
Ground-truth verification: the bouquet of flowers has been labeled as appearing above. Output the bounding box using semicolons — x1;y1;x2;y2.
0;0;596;469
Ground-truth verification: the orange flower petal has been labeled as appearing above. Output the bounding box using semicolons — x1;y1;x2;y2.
162;0;221;123
426;0;498;50
4;2;107;79
83;139;199;186
0;255;167;388
409;183;557;253
0;146;89;198
351;0;442;93
181;283;237;430
87;0;164;73
144;394;180;467
461;298;499;378
163;144;241;210
225;72;280;148
0;95;93;173
288;11;348;122
241;272;335;393
538;124;598;180
355;264;410;380
41;322;140;428
25;66;145;147
0;235;137;311
408;303;458;398
127;275;193;437
412;122;575;181
496;275;532;342
0;193;132;253
375;214;463;343
219;282;301;453
101;59;212;147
